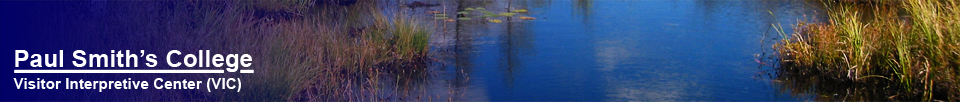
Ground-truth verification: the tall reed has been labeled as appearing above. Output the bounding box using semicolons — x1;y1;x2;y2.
185;0;433;101
776;0;959;101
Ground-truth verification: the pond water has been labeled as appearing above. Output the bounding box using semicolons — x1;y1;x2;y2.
407;0;827;101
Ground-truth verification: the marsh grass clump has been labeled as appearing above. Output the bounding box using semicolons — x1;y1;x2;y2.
273;3;432;101
176;0;434;101
386;18;430;62
776;0;960;101
66;0;432;101
368;12;432;66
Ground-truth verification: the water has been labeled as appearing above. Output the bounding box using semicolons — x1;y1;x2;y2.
411;0;827;101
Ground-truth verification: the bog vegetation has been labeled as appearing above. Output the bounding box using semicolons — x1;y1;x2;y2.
775;0;959;101
170;0;433;101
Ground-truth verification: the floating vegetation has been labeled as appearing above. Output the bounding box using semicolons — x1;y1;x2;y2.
434;13;448;20
481;11;495;15
444;19;455;22
498;12;516;17
519;16;535;20
511;9;528;13
434;7;535;22
488;19;502;23
427;11;440;14
482;11;497;17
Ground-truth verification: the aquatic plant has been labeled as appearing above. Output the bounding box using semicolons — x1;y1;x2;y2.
488;19;502;23
77;0;436;101
195;0;435;101
511;9;528;13
498;12;516;17
382;16;430;61
519;16;535;20
434;13;449;19
482;11;497;17
775;0;960;101
448;7;534;22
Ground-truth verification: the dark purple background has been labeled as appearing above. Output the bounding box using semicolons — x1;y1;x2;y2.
2;1;223;101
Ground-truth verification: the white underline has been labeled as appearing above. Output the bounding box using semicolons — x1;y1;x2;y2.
240;70;254;73
13;69;227;73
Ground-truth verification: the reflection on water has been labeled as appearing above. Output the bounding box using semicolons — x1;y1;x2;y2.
395;0;827;101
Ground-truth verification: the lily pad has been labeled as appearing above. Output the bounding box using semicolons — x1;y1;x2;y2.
464;8;475;11
519;16;536;20
482;11;495;15
498;12;516;17
511;9;528;13
488;19;502;23
480;11;495;17
458;17;472;20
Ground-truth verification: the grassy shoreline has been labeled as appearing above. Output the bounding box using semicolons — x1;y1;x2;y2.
776;0;959;101
168;0;434;101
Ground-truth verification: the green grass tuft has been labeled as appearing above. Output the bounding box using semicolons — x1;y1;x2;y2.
776;0;960;101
